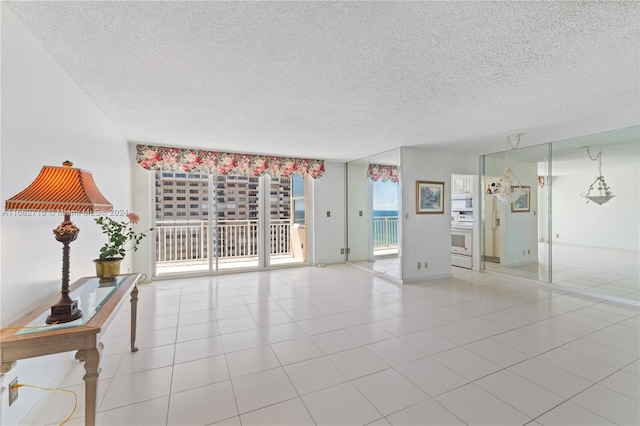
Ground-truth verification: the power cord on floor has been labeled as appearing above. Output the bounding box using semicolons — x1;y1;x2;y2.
11;383;77;426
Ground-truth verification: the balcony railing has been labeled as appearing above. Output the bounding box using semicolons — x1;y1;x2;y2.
373;216;399;250
155;219;290;264
155;215;398;268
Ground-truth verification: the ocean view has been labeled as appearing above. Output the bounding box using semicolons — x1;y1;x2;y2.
373;210;399;217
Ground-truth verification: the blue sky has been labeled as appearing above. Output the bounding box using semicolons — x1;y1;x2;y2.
373;181;399;211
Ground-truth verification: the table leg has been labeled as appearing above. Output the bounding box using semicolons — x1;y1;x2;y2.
76;343;102;426
130;284;139;352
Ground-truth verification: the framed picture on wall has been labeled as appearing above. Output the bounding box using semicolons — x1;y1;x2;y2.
416;181;444;214
511;186;530;212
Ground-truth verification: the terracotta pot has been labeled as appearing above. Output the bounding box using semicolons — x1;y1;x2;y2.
94;258;123;279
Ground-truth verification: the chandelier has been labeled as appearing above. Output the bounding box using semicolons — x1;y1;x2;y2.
582;146;614;205
494;133;525;204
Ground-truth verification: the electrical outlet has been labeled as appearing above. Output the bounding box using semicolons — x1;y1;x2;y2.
424;261;428;268
417;262;421;269
340;248;344;254
9;377;18;406
556;233;560;238
527;249;530;255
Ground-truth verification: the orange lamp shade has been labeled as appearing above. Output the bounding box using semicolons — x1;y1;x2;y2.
5;161;112;213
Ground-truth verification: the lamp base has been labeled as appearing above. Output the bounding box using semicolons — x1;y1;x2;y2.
46;299;82;324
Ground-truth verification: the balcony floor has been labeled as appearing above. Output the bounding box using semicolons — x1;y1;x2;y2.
157;255;305;275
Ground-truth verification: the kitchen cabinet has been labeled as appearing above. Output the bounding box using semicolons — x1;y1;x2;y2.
452;175;473;194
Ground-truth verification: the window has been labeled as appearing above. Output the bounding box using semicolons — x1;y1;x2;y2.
292;175;306;225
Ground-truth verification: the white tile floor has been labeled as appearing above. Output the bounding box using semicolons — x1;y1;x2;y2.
485;244;640;303
31;264;639;426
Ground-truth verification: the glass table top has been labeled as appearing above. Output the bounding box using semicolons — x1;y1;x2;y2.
16;275;129;335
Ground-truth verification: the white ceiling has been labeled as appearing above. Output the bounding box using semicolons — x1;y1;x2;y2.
7;1;640;162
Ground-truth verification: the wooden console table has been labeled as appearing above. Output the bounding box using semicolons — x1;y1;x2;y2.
0;273;140;426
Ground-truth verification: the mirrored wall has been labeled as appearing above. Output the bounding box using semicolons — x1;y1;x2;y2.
482;142;551;282
346;149;402;281
482;126;639;304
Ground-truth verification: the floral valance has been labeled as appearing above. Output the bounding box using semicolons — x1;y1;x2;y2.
367;164;399;183
136;145;325;179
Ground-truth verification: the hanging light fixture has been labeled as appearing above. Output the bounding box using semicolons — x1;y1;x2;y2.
582;146;614;205
493;133;525;204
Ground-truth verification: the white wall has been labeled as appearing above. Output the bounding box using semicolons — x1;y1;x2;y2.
400;147;479;282
130;147;155;280
346;162;372;262
311;161;346;265
1;5;130;424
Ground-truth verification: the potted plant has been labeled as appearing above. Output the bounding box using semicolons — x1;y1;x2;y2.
94;213;153;279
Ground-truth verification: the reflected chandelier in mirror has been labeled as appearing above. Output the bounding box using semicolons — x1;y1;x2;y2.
582;146;614;205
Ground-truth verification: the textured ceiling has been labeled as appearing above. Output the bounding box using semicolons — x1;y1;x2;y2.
6;1;640;161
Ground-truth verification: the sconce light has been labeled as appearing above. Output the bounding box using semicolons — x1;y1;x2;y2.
493;133;525;204
5;161;112;323
582;146;614;205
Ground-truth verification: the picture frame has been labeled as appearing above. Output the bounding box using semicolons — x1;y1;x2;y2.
416;181;444;214
511;186;530;213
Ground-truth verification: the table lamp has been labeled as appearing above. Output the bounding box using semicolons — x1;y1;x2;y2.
5;161;113;323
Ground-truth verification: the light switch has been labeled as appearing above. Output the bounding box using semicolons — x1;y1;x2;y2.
359;211;363;217
326;211;331;217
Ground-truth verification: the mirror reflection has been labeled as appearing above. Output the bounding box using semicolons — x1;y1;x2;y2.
482;126;639;303
347;148;401;280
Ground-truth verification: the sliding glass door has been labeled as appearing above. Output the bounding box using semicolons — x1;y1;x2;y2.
154;171;307;275
269;175;308;266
